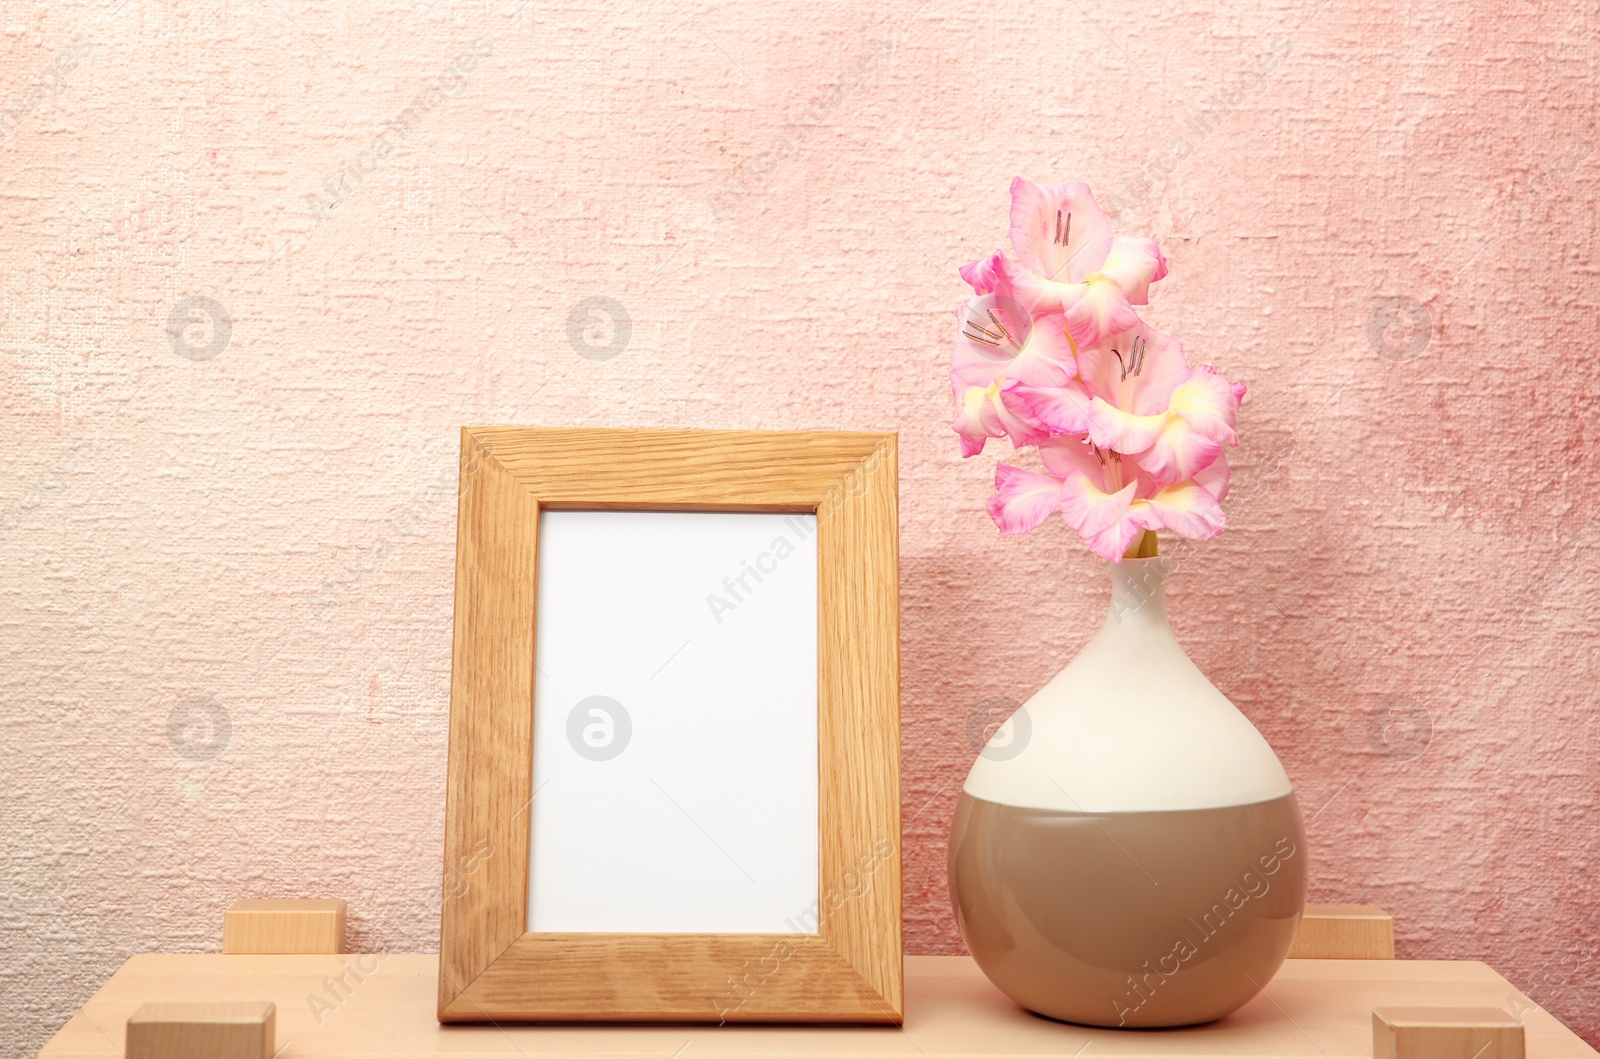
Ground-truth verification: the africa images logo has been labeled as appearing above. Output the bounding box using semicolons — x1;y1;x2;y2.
1108;836;1298;1025
703;514;814;625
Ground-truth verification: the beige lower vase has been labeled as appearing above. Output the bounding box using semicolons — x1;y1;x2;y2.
950;791;1306;1027
948;557;1307;1028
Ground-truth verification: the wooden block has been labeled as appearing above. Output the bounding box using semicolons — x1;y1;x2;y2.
1374;1007;1525;1059
224;898;346;954
1288;903;1396;959
126;1001;275;1059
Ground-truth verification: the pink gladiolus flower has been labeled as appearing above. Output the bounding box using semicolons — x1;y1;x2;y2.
951;267;1077;390
951;379;1045;457
996;177;1168;346
951;176;1242;561
1074;321;1246;486
987;438;1230;562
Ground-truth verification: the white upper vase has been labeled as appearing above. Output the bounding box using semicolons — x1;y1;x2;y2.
962;556;1293;814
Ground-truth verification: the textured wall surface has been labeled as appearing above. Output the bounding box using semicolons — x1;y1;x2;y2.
3;0;1598;1054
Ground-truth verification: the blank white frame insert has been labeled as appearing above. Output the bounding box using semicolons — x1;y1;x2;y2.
529;509;820;934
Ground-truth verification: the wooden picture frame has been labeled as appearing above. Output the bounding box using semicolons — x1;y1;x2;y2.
437;427;902;1024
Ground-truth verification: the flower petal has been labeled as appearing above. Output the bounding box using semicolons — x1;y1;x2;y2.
1010;381;1094;435
958;249;1006;295
987;463;1064;535
1062;276;1141;346
1130;329;1192;413
1085;397;1168;454
952;384;1002;457
1169;367;1241;446
1085;500;1156;562
1039;434;1105;479
1059;470;1136;539
1008;177;1113;285
953;380;1048;455
1132;417;1224;485
1193;450;1230;503
1144;480;1226;540
1006;312;1076;387
992;382;1050;447
1098;235;1168;305
996;253;1088;316
1010;275;1089;318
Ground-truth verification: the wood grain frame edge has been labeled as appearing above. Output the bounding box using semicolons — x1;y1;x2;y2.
438;428;901;1023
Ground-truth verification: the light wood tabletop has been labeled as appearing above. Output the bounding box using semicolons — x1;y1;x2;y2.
38;953;1598;1058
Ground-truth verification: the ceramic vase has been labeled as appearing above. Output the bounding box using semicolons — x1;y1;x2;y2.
948;556;1306;1028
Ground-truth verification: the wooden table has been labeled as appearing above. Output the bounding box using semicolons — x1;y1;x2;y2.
38;954;1598;1058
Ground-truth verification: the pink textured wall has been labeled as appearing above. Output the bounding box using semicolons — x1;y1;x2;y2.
3;0;1597;1053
